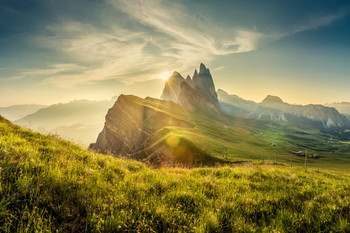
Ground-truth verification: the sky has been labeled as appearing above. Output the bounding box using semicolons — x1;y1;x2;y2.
0;0;350;106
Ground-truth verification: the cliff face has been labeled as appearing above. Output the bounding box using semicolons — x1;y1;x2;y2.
89;95;194;156
160;71;185;103
191;63;218;104
89;94;219;166
178;81;219;111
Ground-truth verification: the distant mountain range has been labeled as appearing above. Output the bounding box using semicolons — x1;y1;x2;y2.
325;102;350;119
15;99;116;145
218;90;350;129
0;104;47;121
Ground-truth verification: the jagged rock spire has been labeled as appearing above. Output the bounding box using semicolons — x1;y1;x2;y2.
199;63;210;74
160;63;218;110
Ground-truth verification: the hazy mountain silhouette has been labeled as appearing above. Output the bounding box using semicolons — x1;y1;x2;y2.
218;89;350;129
326;102;350;119
16;99;115;146
0;104;47;121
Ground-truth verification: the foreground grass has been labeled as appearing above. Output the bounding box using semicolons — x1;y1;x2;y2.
0;116;350;232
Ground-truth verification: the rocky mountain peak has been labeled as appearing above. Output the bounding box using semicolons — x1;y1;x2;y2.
199;63;210;74
262;95;284;105
170;71;183;79
192;69;198;79
160;72;186;103
217;89;228;95
219;90;350;129
160;63;218;110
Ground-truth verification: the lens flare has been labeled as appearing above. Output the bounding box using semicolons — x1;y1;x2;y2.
166;135;179;147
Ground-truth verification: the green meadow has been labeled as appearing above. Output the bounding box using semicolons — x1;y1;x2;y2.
1;115;350;232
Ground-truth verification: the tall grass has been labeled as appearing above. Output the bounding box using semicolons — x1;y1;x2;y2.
0;116;349;232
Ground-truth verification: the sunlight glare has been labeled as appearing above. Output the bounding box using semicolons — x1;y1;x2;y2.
158;71;171;81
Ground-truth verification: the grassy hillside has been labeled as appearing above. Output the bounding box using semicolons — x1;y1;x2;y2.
1;115;350;232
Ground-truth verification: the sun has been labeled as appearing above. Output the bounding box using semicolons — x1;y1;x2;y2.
158;71;171;81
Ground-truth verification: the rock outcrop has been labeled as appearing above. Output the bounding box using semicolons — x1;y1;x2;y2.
160;63;219;111
160;71;185;103
191;63;218;104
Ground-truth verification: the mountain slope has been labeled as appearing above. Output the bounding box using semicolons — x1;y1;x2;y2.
90;95;220;166
1;115;350;232
326;102;350;119
0;104;47;121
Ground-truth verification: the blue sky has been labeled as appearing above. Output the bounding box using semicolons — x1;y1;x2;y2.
0;0;350;105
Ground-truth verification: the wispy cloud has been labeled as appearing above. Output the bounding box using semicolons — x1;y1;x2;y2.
212;66;225;72
268;9;349;41
27;0;348;88
5;63;85;81
292;10;348;34
111;0;265;54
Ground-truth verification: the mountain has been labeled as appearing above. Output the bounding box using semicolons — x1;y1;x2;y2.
91;64;226;165
16;99;114;145
160;71;186;102
0;104;47;121
191;63;218;103
217;89;256;115
90;95;219;166
1;114;350;232
161;63;219;111
218;90;350;129
326;102;350;119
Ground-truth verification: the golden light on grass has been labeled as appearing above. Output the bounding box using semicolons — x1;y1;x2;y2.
158;71;171;81
166;135;179;147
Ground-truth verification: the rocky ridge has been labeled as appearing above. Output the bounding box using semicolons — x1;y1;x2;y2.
218;90;350;129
